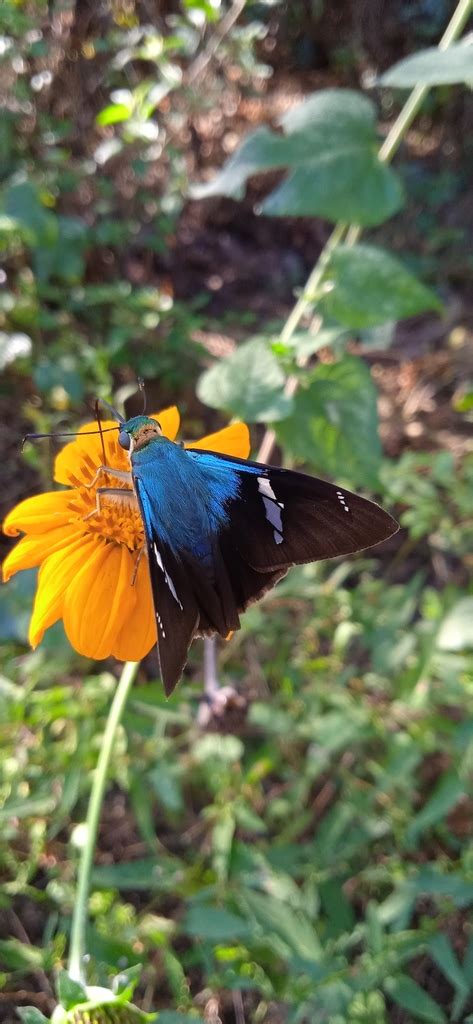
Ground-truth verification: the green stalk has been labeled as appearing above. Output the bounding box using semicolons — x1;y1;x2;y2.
258;0;472;462
68;659;139;984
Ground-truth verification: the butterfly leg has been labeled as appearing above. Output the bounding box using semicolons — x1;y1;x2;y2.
197;636;244;727
131;544;146;586
84;487;136;521
84;466;133;490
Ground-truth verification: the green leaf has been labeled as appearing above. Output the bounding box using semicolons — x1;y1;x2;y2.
56;970;88;1010
385;975;446;1023
17;1010;50;1024
196;337;291;422
0;938;44;970
183;905;250;942
241;888;322;960
5;180;56;244
284;325;350;358
96;103;132;126
192;88;403;226
428;934;469;1022
276;355;382;489
406;771;465;848
91;858;177;891
436;598;473;651
320;244;442;328
381;40;473;88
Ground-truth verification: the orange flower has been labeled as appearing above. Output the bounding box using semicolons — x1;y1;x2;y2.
3;408;250;662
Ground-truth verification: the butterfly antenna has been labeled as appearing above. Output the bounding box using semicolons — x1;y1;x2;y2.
138;377;147;414
21;427;118;451
94;398;107;465
95;397;125;423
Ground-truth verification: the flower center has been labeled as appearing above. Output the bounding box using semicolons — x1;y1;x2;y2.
67;452;144;552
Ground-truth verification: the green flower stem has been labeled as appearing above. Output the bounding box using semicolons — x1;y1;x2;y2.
257;220;347;462
258;0;472;463
345;0;473;246
68;659;140;984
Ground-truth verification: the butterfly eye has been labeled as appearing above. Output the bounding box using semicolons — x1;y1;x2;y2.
118;430;131;450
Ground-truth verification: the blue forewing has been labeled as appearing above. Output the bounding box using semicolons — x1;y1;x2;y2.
125;429;398;696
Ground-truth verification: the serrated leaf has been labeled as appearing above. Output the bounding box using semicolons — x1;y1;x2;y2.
276;355;382;489
196;337;291;422
385;975;446;1023
320;244;442;328
192;88;403;226
436;598;473;651
381;38;473;88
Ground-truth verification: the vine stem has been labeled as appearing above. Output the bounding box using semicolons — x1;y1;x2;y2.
68;659;139;984
257;0;472;462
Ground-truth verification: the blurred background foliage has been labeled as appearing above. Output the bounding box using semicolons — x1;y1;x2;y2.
1;0;473;1022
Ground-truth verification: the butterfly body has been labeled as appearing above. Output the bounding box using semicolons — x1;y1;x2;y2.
118;415;398;695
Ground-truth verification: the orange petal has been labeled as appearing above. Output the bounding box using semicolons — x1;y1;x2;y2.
150;406;180;441
29;533;96;648
112;555;156;662
188;422;250;459
3;490;77;537
3;524;81;582
54;421;128;486
62;540;134;660
54;407;180;485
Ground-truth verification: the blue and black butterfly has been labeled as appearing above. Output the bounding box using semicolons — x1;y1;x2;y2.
86;413;397;695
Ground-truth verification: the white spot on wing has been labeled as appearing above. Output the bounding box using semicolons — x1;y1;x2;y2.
258;475;284;544
262;495;283;535
336;490;350;513
156;609;166;638
153;542;183;609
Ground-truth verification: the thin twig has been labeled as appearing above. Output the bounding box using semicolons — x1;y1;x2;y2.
187;0;247;85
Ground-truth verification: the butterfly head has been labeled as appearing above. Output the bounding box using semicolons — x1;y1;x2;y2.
118;415;162;454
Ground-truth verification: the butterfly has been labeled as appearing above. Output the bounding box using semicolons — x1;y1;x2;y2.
95;414;398;695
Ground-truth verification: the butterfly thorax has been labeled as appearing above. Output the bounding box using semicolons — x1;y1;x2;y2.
119;414;163;454
130;433;241;559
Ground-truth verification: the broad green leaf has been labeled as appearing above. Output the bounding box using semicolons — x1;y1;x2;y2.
381;39;473;88
0;938;44;970
436;598;473;651
17;1010;50;1024
276;355;382;489
192;88;403;226
320;244;442;328
56;971;88;1010
196;337;291;422
183;905;250;942
385;975;446;1023
406;771;465;848
284;325;350;358
5;180;56;244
